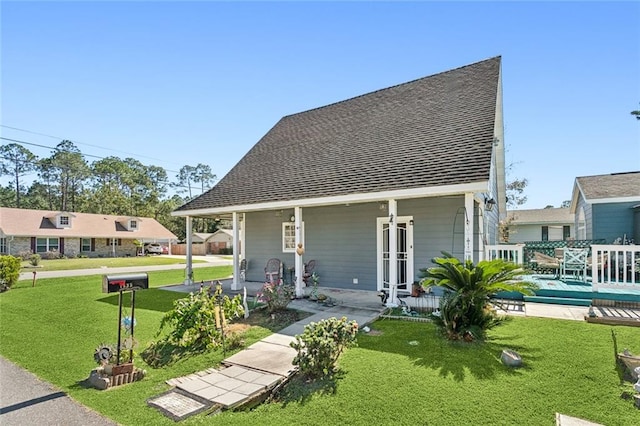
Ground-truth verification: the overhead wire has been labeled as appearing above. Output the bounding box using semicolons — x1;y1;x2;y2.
0;137;208;192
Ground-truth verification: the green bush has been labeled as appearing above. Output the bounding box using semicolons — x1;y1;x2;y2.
29;254;41;266
257;282;294;313
420;252;536;341
291;316;359;378
153;283;244;351
0;255;21;290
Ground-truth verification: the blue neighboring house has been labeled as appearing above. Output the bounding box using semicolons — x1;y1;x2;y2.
173;57;506;300
569;171;640;244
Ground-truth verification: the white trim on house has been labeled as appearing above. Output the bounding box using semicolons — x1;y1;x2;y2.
585;196;640;204
376;215;414;297
172;181;489;217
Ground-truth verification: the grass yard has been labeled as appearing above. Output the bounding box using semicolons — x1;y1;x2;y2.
1;272;639;425
19;255;207;272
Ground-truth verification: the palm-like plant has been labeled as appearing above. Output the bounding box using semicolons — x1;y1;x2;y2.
419;252;536;341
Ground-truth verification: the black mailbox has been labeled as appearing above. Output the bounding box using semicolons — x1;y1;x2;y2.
102;273;149;293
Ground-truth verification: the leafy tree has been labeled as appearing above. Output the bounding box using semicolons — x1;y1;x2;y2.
0;143;37;208
175;163;215;200
506;177;528;208
193;163;216;194
419;253;536;341
49;140;89;211
631;103;640;120
0;184;16;207
36;158;58;210
175;165;197;199
560;200;571;208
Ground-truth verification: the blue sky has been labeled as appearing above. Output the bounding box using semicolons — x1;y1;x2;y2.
2;1;639;209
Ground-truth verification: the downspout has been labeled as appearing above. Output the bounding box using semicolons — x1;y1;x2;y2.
231;212;240;291
185;216;193;285
294;206;303;298
387;199;398;306
464;193;475;262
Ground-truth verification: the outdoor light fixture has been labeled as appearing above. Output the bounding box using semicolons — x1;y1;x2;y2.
389;213;394;224
290;215;295;222
485;197;497;212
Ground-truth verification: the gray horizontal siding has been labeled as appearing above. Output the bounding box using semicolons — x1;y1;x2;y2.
244;197;474;292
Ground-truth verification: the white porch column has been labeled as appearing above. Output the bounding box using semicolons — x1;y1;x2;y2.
184;216;193;285
387;199;398;306
464;193;474;262
294;206;304;298
231;212;240;291
478;198;485;261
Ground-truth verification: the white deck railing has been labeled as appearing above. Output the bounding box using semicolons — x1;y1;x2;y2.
484;245;524;265
590;244;640;291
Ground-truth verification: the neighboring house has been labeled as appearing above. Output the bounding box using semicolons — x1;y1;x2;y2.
0;207;178;257
505;208;574;243
173;57;506;301
569;171;640;243
192;229;235;254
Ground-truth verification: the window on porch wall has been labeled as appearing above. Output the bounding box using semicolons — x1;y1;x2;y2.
282;222;303;253
541;226;549;241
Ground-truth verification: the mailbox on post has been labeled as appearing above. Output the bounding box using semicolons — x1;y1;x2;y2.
101;273;148;367
102;273;149;293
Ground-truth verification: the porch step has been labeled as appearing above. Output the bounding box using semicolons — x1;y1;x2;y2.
523;295;592;307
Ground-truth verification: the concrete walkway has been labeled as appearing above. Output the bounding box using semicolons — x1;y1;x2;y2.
163;283;385;411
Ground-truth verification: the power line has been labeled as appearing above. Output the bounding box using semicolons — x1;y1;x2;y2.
0;136;181;174
1;124;184;168
0;140;210;192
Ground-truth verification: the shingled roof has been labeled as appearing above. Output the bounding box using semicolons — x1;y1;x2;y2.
575;171;640;201
0;208;177;239
507;208;574;224
177;57;501;213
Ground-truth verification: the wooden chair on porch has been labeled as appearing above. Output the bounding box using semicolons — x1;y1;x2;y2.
302;260;316;286
239;258;247;282
264;258;283;284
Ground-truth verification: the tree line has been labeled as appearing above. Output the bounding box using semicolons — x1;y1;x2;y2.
0;140;218;240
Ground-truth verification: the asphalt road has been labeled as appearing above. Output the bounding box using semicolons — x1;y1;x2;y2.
0;357;117;426
19;255;232;281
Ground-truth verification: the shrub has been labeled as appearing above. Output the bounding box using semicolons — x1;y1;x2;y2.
257;281;294;313
419;252;536;341
29;254;41;266
154;283;244;351
0;255;21;290
41;250;60;260
17;250;33;261
290;316;359;378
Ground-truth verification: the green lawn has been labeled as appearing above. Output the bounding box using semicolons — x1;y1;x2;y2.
20;255;206;272
1;273;638;425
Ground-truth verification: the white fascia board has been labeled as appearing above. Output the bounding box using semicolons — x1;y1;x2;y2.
586;196;640;204
171;181;489;217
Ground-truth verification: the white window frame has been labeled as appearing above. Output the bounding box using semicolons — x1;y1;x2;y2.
129;220;138;230
81;238;92;252
36;237;59;253
0;237;6;254
282;222;304;253
59;216;69;226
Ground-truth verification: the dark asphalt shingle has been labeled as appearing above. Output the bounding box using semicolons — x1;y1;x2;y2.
177;56;501;212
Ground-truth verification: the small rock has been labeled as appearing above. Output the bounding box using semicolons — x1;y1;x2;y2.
501;349;523;368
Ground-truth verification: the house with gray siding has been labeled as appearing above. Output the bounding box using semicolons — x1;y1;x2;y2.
0;207;177;258
172;57;506;304
569;171;640;244
505;208;574;243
